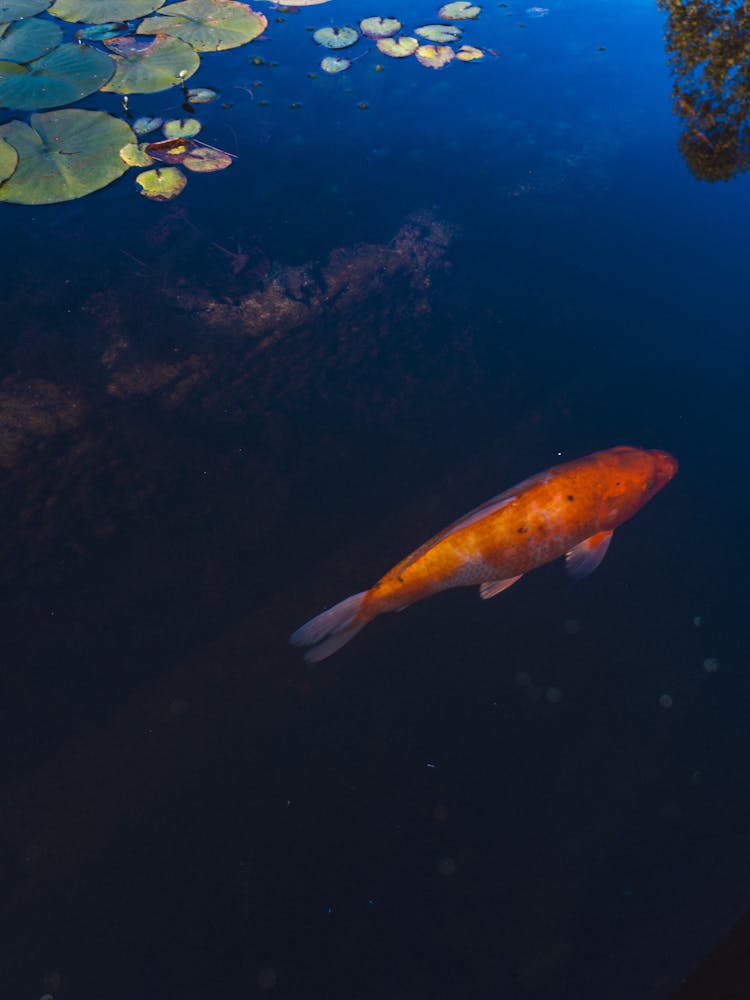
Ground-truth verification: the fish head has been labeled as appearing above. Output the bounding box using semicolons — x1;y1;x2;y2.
647;449;679;492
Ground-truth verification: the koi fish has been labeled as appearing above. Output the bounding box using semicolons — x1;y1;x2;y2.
290;445;678;662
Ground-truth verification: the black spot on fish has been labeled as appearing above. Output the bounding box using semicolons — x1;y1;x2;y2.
567;495;574;501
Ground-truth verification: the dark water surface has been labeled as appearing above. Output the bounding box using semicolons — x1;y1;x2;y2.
2;1;748;997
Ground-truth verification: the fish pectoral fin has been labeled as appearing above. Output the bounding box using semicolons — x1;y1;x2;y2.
565;530;613;580
479;574;523;600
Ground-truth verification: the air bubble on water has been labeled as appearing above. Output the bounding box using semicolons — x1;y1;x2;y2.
693;615;704;627
703;657;719;673
658;693;673;708
545;686;563;704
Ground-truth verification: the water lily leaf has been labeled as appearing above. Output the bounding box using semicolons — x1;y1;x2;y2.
133;114;162;133
101;34;199;94
0;43;115;111
415;43;454;68
77;21;128;40
438;2;480;19
163;115;200;137
138;0;267;52
0;0;51;21
145;134;229;170
456;43;483;60
414;24;461;43
313;25;357;49
0;17;62;62
320;54;349;73
135;164;185;199
179;143;229;170
359;16;400;39
144;135;195;162
185;85;217;102
0;134;17;181
275;0;329;5
376;35;417;58
0;108;134;203
119;139;153;164
48;0;165;25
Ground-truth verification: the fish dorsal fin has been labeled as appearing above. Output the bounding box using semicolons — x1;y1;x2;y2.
566;530;613;579
479;575;523;600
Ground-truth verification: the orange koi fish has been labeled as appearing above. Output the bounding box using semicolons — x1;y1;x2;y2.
290;446;678;662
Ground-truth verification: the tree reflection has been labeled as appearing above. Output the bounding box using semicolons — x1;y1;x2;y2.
659;0;750;180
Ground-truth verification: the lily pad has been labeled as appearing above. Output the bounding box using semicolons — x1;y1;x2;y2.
0;0;51;21
77;21;128;40
414;24;461;43
456;43;483;60
101;34;199;94
135;164;186;199
359;16;400;39
275;0;330;5
145;135;230;171
438;2;480;19
163;116;201;137
0;134;17;181
119;139;154;164
312;25;357;49
179;143;230;171
133;114;162;133
48;0;164;24
137;0;267;52
376;35;417;58
0;108;134;204
0;43;115;111
415;43;454;68
185;85;217;102
0;17;62;62
320;54;349;73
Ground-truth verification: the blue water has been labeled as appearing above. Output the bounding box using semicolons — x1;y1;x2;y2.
1;1;748;997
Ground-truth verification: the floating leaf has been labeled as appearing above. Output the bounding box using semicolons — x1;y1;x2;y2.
143;135;192;162
180;143;230;171
320;54;348;73
0;133;17;181
185;85;217;102
119;139;153;164
0;17;61;62
0;0;51;20
145;135;230;170
163;116;201;137
456;43;483;60
0;108;134;204
415;43;454;68
275;0;330;5
376;35;417;57
312;25;357;49
0;43;114;110
133;114;162;133
438;2;480;19
359;16;400;39
138;0;267;52
101;34;199;94
48;0;164;24
77;20;128;40
135;164;185;199
414;24;461;42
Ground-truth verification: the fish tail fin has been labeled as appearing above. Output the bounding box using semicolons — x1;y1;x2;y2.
290;590;370;663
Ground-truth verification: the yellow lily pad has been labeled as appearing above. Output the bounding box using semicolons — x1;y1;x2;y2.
101;34;199;94
163;116;201;138
456;44;483;60
135;164;186;199
119;140;154;165
180;144;231;171
312;25;357;49
438;2;480;19
0;133;17;182
137;0;267;52
415;43;454;68
145;135;231;171
376;35;417;58
414;24;460;43
359;16;400;39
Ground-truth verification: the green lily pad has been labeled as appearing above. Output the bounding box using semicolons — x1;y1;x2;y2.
163;116;200;137
0;108;135;204
438;2;480;19
185;85;217;102
48;0;164;24
101;33;199;94
320;55;349;74
0;0;51;21
119;139;154;165
313;25;358;49
133;114;162;133
0;133;18;181
414;24;461;43
0;43;115;111
359;17;400;39
135;164;186;199
0;17;62;62
138;0;267;52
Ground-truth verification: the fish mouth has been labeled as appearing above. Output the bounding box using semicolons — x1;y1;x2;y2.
648;449;679;486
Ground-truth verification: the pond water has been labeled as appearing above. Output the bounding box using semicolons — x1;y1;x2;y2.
1;1;747;997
